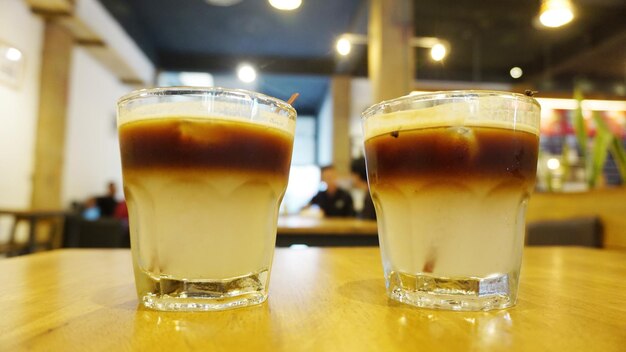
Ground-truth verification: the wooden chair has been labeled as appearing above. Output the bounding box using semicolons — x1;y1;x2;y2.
0;210;67;257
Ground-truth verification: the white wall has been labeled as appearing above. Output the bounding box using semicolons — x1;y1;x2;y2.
0;0;43;209
62;47;131;205
316;78;374;163
350;78;373;158
317;90;333;166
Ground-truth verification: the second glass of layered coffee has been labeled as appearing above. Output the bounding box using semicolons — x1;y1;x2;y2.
117;87;296;311
362;91;540;311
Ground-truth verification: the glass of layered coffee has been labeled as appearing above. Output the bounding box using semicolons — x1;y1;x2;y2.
117;87;296;311
362;91;540;311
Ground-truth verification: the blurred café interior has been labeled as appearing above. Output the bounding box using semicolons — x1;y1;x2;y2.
0;0;625;255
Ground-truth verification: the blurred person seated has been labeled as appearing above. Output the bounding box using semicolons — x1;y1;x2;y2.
303;165;355;217
82;197;100;220
96;181;119;217
114;200;130;247
351;157;376;220
114;200;129;224
83;182;119;219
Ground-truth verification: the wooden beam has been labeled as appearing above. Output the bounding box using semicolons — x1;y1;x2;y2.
331;75;352;176
368;0;414;103
25;0;152;86
75;38;105;47
30;8;71;17
30;21;74;210
120;78;145;86
26;0;73;14
58;16;101;43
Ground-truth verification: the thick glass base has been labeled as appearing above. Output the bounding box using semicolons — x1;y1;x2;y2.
387;271;515;311
138;270;269;311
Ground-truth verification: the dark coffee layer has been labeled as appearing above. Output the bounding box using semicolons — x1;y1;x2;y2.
364;126;538;182
119;117;293;174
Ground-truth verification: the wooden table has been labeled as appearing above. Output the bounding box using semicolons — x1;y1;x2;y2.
277;215;378;246
1;247;625;351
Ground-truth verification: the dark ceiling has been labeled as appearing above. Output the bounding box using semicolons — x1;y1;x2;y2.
100;0;626;113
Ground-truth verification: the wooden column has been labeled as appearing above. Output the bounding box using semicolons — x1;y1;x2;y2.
368;0;414;103
30;21;74;209
331;75;352;175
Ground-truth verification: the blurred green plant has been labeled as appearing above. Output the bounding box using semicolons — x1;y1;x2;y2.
572;88;626;187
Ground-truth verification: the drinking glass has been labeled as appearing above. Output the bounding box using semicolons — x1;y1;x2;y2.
362;91;540;311
117;87;296;311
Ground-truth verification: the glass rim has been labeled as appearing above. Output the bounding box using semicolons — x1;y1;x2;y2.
117;86;296;120
362;90;540;120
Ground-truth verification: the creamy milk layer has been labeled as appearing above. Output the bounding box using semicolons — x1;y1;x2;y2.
373;178;529;277
125;169;285;279
119;100;296;136
363;96;539;140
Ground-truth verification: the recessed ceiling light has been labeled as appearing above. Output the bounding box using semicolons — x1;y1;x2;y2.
5;47;22;62
430;43;446;61
237;64;257;83
205;0;243;6
510;67;523;79
539;0;574;28
179;72;214;87
268;0;302;11
336;38;351;56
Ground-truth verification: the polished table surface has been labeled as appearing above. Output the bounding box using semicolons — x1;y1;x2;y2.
1;247;625;351
277;215;378;235
276;215;378;246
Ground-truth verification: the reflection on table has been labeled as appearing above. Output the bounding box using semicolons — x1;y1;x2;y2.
277;215;378;246
0;247;625;350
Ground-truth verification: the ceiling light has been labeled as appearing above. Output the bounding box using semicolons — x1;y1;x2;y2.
336;38;351;56
430;43;446;61
179;72;214;87
237;64;257;83
510;67;523;79
5;47;22;62
205;0;243;6
268;0;301;11
547;158;561;170
539;0;574;28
